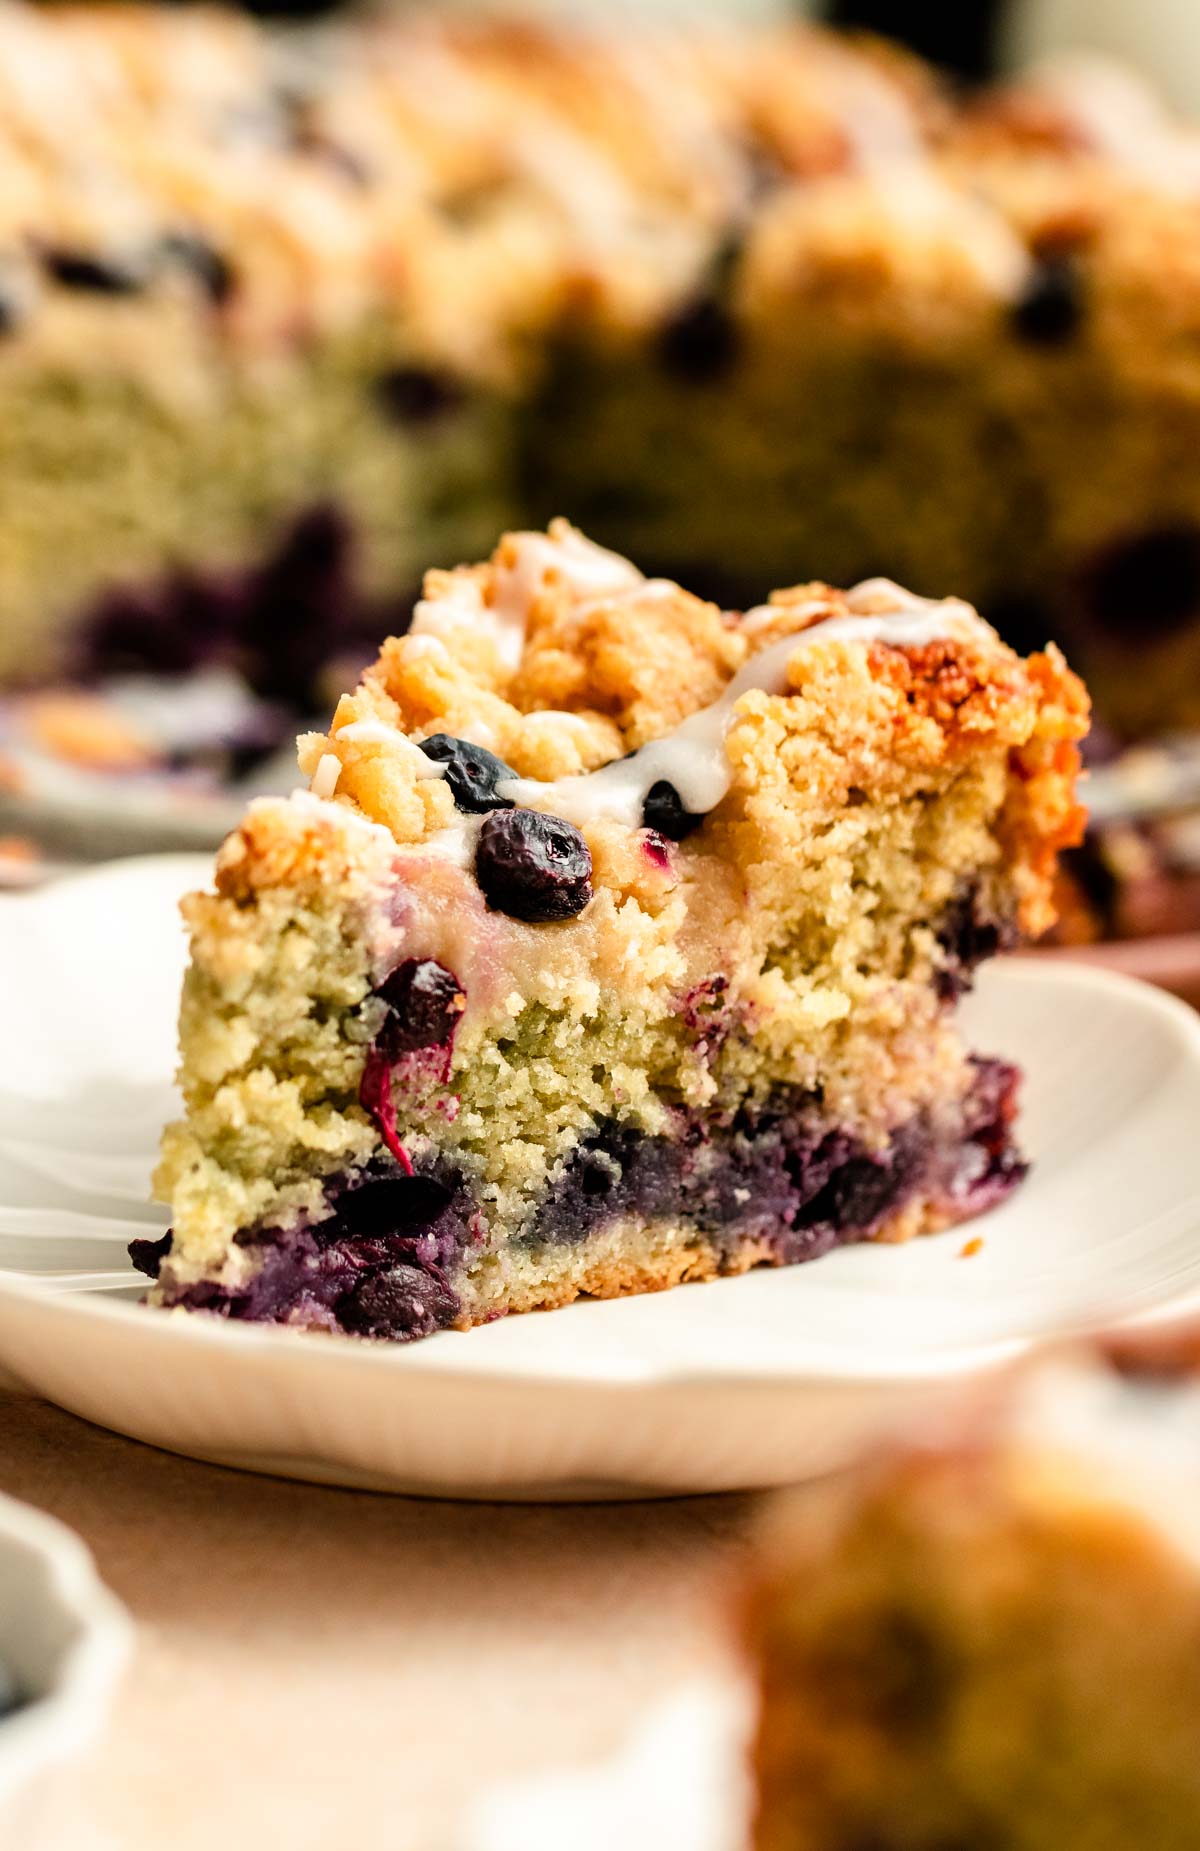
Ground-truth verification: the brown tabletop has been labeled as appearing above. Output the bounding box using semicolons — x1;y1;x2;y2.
0;1390;754;1851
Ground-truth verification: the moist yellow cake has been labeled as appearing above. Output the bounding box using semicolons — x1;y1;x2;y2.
136;522;1087;1340
744;1325;1200;1850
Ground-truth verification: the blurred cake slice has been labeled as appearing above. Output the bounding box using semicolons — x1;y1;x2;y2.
745;1328;1200;1850
142;521;1087;1340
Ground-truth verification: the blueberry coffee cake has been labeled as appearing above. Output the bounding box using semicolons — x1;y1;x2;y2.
141;523;1087;1340
0;1;1197;761
744;1328;1200;1851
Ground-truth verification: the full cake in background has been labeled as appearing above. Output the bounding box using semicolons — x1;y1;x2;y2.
138;523;1087;1341
0;1;1195;765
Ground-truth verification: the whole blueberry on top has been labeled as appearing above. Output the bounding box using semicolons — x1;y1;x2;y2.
375;958;465;1059
419;733;517;814
1011;253;1085;347
474;810;593;923
643;779;704;841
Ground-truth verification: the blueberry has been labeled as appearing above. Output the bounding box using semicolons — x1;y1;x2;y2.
474;810;593;922
1011;253;1085;346
655;228;743;384
934;889;1017;1001
1077;524;1200;643
374;365;466;426
418;733;517;814
374;958;465;1060
160;232;235;305
342;1263;459;1340
128;1230;173;1280
42;247;149;295
642;779;704;841
656;294;740;384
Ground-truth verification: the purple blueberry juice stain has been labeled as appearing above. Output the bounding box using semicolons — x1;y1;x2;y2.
142;1060;1025;1340
642;830;673;872
679;974;733;1064
155;1160;477;1341
357;958;465;1175
524;1057;1024;1267
359;1048;414;1175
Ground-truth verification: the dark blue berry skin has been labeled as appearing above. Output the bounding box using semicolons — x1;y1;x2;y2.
656;294;740;384
655;228;743;384
42;247;149;295
129;1230;173;1280
374;367;466;427
1011;254;1085;346
419;734;517;814
475;810;593;922
642;779;704;841
374;958;465;1061
1078;524;1200;643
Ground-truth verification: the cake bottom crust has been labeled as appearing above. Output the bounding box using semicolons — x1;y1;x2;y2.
454;1194;959;1331
139;1057;1024;1343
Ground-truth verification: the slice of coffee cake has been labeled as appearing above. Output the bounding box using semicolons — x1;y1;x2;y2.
744;1329;1200;1851
143;522;1087;1340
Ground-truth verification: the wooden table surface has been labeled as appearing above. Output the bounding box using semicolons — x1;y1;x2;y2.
0;1390;754;1851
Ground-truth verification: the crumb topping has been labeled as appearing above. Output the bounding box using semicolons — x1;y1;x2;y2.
4;5;1200;382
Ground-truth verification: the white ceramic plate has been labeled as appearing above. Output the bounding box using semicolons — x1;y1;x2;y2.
1;855;1199;1500
0;1492;131;1845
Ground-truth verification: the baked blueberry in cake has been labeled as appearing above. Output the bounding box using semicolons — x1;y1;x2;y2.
744;1326;1200;1850
145;522;1088;1340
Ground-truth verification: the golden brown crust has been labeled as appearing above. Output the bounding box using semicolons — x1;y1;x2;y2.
5;5;1200;371
455;1191;964;1329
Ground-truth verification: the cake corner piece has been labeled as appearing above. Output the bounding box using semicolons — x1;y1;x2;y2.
144;520;1089;1341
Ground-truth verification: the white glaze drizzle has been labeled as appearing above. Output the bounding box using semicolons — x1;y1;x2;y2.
321;578;990;866
421;812;486;871
336;719;449;780
497;584;987;831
